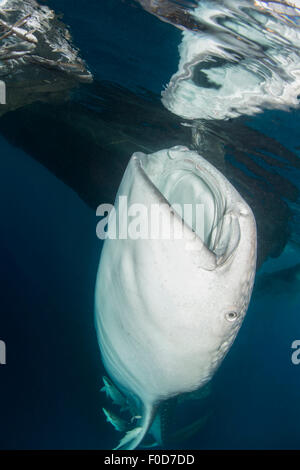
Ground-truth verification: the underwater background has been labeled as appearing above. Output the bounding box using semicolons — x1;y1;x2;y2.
0;0;300;449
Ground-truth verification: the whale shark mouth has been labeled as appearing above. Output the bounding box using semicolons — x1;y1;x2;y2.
137;146;241;263
161;0;300;120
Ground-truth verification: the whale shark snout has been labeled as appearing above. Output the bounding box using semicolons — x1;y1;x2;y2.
95;146;257;449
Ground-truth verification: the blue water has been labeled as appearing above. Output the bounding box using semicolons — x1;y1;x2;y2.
49;0;181;94
0;0;300;450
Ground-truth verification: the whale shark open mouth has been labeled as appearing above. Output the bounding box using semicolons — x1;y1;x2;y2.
161;0;300;119
95;146;257;449
135;146;242;264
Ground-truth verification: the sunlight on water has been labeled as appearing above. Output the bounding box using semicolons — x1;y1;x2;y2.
138;0;300;119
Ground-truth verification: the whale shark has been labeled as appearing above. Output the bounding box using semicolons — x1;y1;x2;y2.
94;146;257;449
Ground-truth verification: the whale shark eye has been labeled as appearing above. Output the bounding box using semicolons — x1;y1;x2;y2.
225;311;238;322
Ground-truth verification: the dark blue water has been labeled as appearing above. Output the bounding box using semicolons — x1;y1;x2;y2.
49;0;180;94
0;0;299;450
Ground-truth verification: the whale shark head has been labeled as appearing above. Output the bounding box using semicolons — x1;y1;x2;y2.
95;146;257;449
